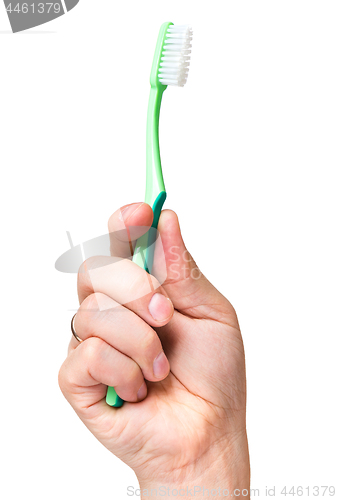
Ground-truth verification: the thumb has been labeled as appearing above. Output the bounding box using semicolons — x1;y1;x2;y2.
153;210;236;323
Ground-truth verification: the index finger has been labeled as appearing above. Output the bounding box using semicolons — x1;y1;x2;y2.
108;202;153;259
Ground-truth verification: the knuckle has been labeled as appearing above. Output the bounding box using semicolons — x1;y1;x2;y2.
77;257;94;292
80;293;100;315
125;363;141;386
58;357;79;395
78;293;118;337
128;270;161;303
74;294;101;339
141;328;158;353
81;336;106;363
78;256;104;282
79;256;96;274
78;258;89;278
129;271;146;295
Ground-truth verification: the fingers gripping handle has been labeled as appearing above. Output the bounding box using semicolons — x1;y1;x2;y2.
105;192;167;408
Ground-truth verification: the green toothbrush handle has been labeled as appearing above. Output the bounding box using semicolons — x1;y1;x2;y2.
105;193;166;408
106;83;167;408
106;386;124;407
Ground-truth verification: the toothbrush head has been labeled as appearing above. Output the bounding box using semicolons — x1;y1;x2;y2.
150;22;193;89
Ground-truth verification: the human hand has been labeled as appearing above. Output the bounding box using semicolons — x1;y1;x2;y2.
58;203;250;497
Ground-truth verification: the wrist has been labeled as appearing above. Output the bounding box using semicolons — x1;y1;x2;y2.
137;430;250;499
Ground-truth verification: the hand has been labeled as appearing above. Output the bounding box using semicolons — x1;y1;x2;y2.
58;203;250;497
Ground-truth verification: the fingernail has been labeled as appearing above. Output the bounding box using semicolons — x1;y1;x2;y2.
153;351;170;379
119;203;143;223
148;293;173;322
137;382;147;401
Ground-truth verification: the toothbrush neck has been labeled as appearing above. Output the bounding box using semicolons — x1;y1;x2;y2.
145;86;166;207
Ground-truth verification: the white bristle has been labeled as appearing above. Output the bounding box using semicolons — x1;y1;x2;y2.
158;25;193;87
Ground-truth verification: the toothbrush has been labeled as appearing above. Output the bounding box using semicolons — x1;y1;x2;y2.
106;22;193;408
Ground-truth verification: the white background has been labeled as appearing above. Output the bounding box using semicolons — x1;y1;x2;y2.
1;1;336;499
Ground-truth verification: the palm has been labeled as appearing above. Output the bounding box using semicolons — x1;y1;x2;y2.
97;305;246;479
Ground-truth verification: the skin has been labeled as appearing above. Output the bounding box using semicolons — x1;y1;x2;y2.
58;203;250;498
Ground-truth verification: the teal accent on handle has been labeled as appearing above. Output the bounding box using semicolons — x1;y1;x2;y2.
106;22;172;408
133;191;167;273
